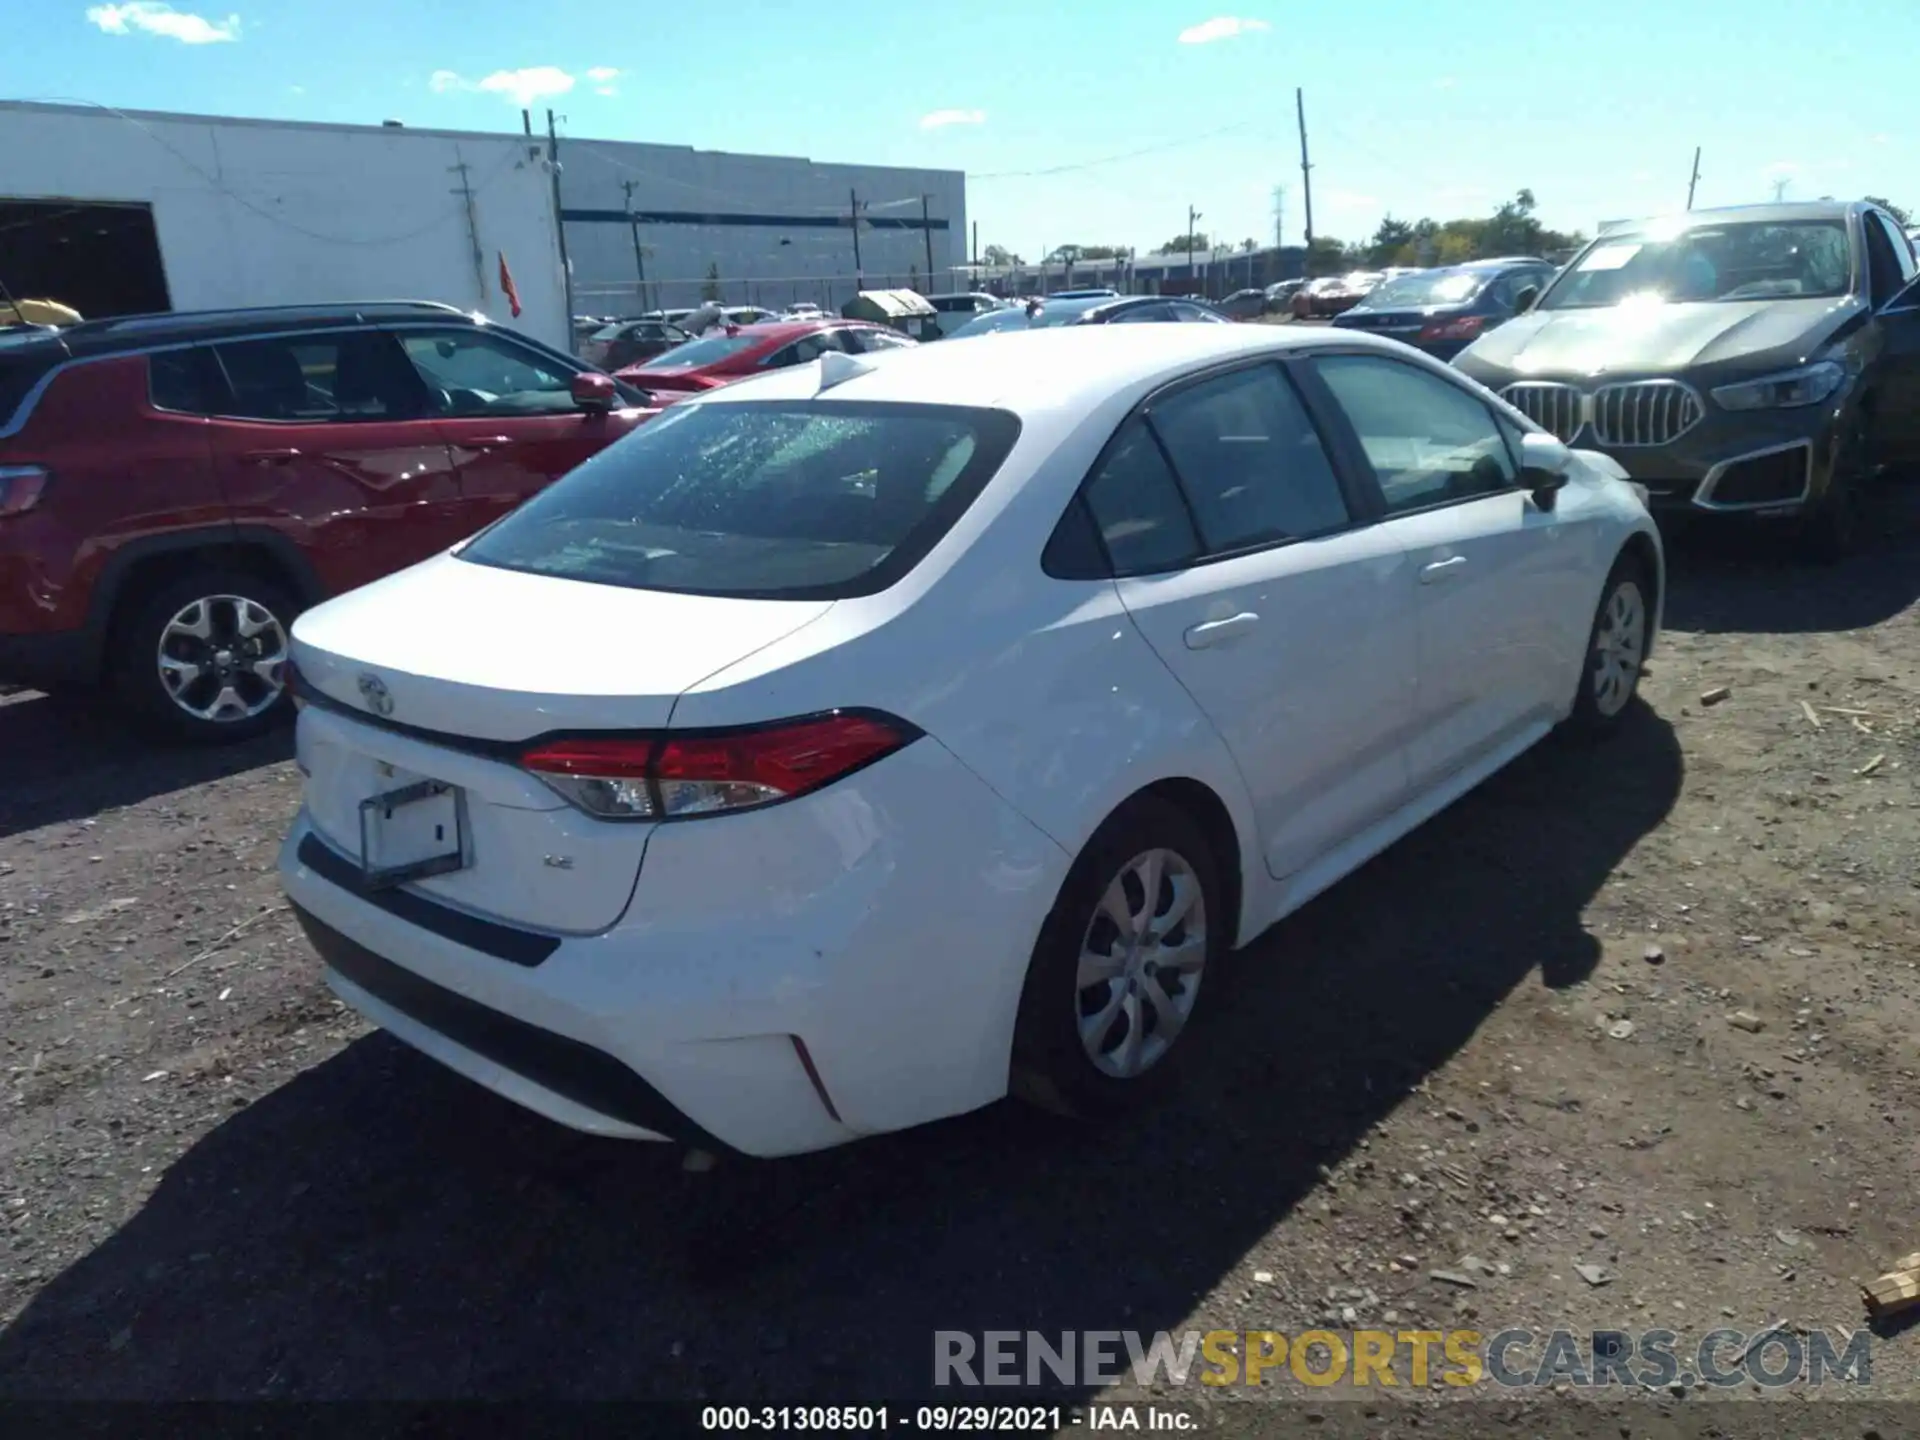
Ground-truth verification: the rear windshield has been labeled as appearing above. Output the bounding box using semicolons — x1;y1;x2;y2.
457;400;1023;600
1361;270;1490;308
640;333;759;369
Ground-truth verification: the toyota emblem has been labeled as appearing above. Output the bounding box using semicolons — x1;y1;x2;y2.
356;672;395;718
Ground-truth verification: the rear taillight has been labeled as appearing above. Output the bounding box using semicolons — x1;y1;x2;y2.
1419;314;1487;343
520;711;918;821
0;466;49;517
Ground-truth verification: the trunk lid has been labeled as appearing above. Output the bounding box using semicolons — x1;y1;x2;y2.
289;553;833;933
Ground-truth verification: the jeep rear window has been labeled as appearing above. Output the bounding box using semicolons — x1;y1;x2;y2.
457;399;1022;600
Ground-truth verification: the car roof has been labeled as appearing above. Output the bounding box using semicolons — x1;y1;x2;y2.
0;300;483;364
1604;200;1858;233
692;322;1420;414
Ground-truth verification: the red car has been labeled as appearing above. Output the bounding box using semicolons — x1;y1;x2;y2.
614;318;917;393
0;301;657;742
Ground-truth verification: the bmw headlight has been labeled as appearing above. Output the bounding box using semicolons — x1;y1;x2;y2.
1710;361;1844;411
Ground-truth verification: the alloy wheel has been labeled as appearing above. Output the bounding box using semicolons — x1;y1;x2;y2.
1075;847;1208;1079
1591;579;1647;719
155;594;290;724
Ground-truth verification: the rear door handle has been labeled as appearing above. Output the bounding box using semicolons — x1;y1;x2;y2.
242;447;302;464
1183;612;1260;649
1420;555;1468;584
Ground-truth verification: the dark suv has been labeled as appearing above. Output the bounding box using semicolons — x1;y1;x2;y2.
1453;201;1920;558
0;301;656;741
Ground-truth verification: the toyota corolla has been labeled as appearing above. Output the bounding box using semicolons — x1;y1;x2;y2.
280;325;1662;1157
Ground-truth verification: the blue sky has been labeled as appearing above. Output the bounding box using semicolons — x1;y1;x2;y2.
13;0;1918;258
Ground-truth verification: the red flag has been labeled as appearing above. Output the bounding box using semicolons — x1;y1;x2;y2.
497;251;522;318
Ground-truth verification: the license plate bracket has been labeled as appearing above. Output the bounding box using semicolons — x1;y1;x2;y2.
359;778;467;891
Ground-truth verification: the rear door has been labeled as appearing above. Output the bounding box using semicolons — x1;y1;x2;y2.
1866;213;1920;472
395;326;647;538
207;329;463;595
1095;361;1421;881
1304;351;1578;790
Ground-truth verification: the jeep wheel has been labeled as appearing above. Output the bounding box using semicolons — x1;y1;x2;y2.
114;571;298;743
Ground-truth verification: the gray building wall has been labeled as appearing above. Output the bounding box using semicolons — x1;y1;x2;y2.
558;138;967;316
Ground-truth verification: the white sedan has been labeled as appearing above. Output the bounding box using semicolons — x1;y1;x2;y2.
279;324;1662;1157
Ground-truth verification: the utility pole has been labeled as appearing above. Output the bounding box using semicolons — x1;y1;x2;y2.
1771;176;1789;203
1296;87;1316;273
1186;205;1202;291
849;188;864;291
622;180;649;313
1272;183;1286;251
921;195;936;293
546;109;575;326
972;220;979;272
1686;147;1701;210
449;148;487;309
521;109;532;137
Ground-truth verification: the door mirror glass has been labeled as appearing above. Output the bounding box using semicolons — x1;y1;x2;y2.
1512;285;1540;314
571;371;617;412
1518;431;1571;508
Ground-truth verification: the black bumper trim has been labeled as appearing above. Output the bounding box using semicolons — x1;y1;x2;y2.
296;832;560;968
0;628;91;692
292;901;728;1151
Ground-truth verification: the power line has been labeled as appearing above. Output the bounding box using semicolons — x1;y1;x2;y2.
970;121;1271;181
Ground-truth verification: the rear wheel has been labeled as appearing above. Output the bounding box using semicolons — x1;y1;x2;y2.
112;570;298;743
1011;796;1225;1119
1566;556;1651;738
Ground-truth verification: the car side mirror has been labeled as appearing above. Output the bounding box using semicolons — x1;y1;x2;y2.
571;371;617;412
1513;285;1540;315
1518;431;1571;510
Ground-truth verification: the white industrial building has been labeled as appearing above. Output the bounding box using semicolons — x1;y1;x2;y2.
0;101;969;349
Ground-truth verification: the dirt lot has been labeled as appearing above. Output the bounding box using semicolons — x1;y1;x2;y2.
1;499;1917;1428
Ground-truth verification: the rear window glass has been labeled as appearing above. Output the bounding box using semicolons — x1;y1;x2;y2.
457;400;1023;600
643;334;758;368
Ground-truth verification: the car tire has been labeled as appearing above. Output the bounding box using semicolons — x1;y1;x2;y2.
1566;554;1653;738
1797;422;1871;565
1010;795;1227;1120
111;569;300;744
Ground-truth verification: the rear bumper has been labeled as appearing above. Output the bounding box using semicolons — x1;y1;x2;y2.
0;627;90;692
278;736;1069;1157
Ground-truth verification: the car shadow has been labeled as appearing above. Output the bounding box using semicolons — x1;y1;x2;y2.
0;708;1683;1402
1659;482;1920;636
0;691;292;841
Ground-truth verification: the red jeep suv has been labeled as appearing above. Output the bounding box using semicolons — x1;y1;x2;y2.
0;301;655;742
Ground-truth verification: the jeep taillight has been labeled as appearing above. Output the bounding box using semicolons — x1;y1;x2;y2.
0;466;48;517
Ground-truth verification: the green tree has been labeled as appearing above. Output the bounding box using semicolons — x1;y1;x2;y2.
1153;232;1211;255
1866;195;1912;227
1367;215;1417;266
982;243;1023;267
700;261;721;302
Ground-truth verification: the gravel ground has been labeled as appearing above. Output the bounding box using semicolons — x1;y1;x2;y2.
1;501;1916;1429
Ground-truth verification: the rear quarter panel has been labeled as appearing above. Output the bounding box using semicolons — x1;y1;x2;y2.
0;355;222;634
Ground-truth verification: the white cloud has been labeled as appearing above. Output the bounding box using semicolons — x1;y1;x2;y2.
85;2;240;43
920;108;985;129
431;65;576;107
477;65;575;106
586;66;619;82
1177;16;1269;44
